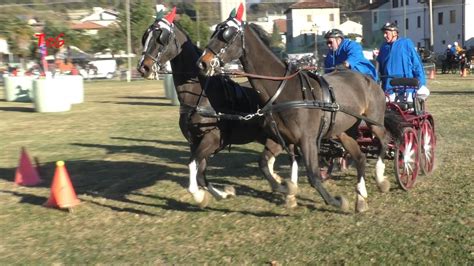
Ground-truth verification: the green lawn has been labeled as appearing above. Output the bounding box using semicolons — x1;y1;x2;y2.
0;75;472;264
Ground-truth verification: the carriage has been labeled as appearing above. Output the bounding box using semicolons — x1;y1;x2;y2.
321;77;436;191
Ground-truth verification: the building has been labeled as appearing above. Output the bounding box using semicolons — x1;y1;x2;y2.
285;0;340;54
70;7;119;35
358;0;474;53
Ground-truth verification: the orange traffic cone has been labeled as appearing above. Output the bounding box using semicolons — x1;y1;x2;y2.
44;161;80;209
429;69;435;79
14;147;42;186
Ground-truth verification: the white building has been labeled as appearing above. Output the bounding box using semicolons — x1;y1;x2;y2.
359;0;474;53
285;0;340;54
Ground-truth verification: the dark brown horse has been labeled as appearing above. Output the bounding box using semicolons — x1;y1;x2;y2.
137;9;297;207
198;7;394;212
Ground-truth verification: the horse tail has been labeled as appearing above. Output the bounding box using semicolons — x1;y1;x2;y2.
384;109;404;142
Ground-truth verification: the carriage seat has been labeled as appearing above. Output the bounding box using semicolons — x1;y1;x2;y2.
388;78;420;112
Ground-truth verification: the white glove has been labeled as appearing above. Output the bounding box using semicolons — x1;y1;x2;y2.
417;85;430;100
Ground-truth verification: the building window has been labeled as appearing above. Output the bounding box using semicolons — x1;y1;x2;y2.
417;16;421;28
417;42;421;48
438;12;443;25
393;0;398;8
307;15;312;22
406;18;409;30
329;14;334;22
406;0;409;5
373;12;378;24
442;40;446;45
401;0;404;6
450;10;456;23
458;34;461;39
395;20;398;25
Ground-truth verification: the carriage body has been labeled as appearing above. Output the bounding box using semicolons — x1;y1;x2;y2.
354;79;436;190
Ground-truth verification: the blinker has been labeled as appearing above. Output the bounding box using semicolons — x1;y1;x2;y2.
221;26;238;43
157;28;170;45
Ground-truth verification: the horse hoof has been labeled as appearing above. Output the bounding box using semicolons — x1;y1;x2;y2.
285;195;298;209
356;195;369;213
335;195;350;212
286;181;298;196
224;185;236;197
378;179;391;193
197;191;211;208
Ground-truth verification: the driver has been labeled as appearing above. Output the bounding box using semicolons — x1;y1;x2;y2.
377;22;430;101
324;29;378;81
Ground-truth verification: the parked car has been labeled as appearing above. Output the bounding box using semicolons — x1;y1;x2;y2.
79;59;117;79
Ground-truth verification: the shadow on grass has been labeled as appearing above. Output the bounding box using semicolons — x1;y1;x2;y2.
0;139;296;216
119;96;167;100
0;106;35;112
96;101;175;107
431;90;474;95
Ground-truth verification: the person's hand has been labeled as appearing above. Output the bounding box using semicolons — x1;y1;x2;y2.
417;85;430;100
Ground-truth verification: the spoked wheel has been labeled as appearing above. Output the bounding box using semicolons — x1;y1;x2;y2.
419;120;436;175
394;127;420;190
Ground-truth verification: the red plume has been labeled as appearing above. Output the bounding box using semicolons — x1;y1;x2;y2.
164;7;176;23
235;3;244;22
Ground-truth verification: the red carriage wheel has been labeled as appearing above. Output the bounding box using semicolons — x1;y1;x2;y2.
419;120;436;175
394;127;420;190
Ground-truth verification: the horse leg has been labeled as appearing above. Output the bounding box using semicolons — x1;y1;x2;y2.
188;133;234;207
338;132;369;213
371;125;391;193
300;138;349;211
259;141;299;208
259;139;286;192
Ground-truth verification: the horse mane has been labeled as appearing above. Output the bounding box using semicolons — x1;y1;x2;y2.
175;22;203;55
248;23;271;47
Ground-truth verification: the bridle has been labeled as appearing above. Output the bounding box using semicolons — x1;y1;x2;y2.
205;18;245;74
140;19;179;75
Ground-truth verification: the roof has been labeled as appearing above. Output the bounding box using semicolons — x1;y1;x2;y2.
71;21;106;30
288;0;339;9
357;0;390;11
274;19;287;33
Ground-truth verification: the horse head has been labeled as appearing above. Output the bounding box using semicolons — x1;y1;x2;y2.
198;4;245;76
137;7;179;80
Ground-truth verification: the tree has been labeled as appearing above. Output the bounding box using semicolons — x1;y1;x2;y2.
176;14;210;48
270;22;283;49
0;16;33;59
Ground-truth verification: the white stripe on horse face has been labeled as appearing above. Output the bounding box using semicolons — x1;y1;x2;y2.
357;176;368;198
291;160;298;185
143;31;153;53
188;160;198;194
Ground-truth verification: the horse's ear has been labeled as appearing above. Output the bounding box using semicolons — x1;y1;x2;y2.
229;8;236;18
155;10;164;22
235;3;244;22
164;7;176;23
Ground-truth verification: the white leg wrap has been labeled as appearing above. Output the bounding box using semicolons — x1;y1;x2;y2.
188;160;199;194
268;156;276;176
290;160;298;186
375;157;386;183
357;177;368;199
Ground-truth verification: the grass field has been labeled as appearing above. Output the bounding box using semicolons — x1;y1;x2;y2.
0;75;473;264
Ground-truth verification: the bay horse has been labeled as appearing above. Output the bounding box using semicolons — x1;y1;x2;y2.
197;6;395;213
137;8;298;208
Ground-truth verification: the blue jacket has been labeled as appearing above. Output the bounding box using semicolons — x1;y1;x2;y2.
377;37;426;93
324;38;378;80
